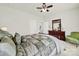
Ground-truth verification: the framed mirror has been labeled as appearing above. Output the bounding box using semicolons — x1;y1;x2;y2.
52;19;61;31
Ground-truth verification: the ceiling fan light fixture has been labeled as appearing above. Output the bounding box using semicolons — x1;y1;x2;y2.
41;8;47;12
36;3;53;12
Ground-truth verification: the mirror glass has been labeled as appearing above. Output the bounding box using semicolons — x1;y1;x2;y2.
52;19;61;31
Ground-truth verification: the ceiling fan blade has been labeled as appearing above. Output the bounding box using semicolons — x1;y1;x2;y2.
47;5;53;8
36;7;42;9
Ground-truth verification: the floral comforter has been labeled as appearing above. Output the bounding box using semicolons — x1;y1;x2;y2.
0;30;60;56
16;34;60;56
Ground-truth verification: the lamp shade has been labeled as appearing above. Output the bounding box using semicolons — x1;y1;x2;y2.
0;27;8;31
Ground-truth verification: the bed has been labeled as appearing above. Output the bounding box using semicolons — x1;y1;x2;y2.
0;30;79;56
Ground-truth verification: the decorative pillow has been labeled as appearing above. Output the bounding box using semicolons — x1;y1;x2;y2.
14;33;21;45
16;44;26;56
21;35;32;43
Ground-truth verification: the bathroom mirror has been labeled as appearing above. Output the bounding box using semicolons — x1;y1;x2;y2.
52;19;61;31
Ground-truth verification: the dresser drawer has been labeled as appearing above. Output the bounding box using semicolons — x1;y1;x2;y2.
48;30;65;41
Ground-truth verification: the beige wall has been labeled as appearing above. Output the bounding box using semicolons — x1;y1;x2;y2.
0;6;40;35
0;5;79;35
45;8;79;35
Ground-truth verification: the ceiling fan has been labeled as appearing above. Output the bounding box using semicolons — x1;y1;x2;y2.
36;3;53;12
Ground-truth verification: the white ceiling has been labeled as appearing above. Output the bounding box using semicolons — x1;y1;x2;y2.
0;3;79;20
1;3;79;12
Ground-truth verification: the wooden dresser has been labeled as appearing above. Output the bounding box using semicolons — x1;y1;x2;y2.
48;30;65;41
